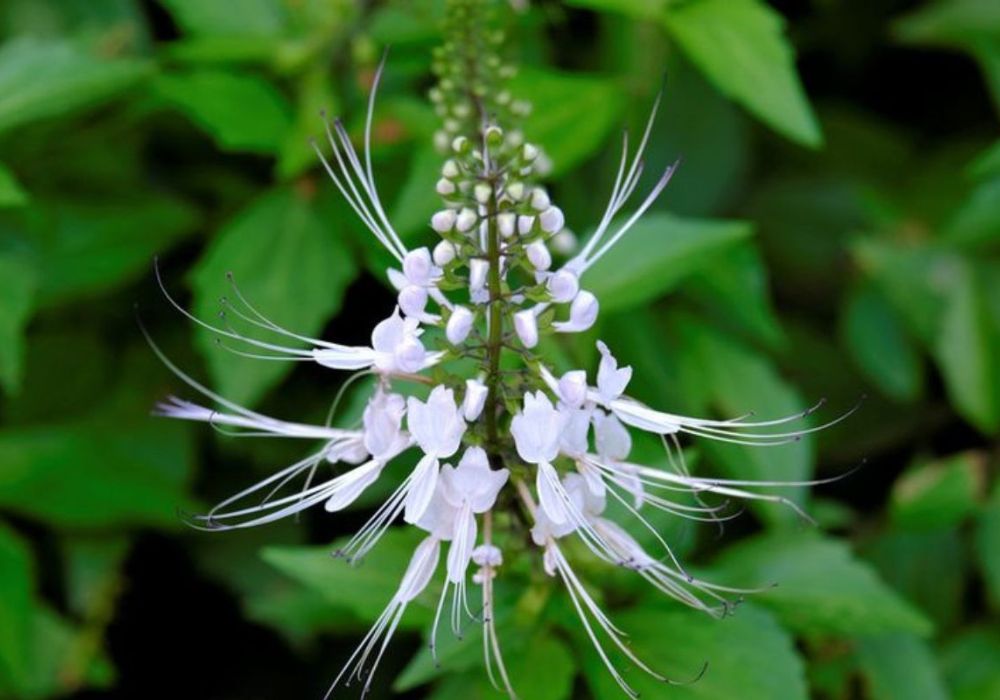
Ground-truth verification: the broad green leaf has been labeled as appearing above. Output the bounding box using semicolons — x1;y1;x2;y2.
0;163;27;208
674;315;813;526
158;0;287;36
581;603;807;700
894;0;1000;47
683;242;785;349
940;626;1000;700
0;38;149;136
0;523;33;693
942;177;1000;247
191;186;358;406
1;605;115;699
0;252;37;394
61;536;130;618
663;0;821;147
391;145;443;243
564;0;665;21
841;281;923;402
934;261;1000;432
970;139;1000;179
863;528;966;631
853;239;956;345
510;68;625;175
0;419;195;528
31;195;199;307
709;533;933;636
277;64;339;179
261;527;432;629
154;70;292;154
583;214;752;313
975;481;1000;607
856;633;949;700
890;452;985;529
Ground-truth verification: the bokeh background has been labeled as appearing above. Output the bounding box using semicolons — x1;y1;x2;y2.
1;0;999;698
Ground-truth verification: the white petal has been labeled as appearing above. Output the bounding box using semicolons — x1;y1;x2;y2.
446;506;477;583
397;537;440;602
404;454;440;524
324;461;381;512
537;461;569;525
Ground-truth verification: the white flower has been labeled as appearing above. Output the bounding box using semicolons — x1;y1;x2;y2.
363;391;408;462
433;239;457;266
373;308;427;374
559;406;591;457
552;290;599;333
595;340;631;404
593;411;631;462
446;305;474;345
462;378;488;421
404;386;467;523
557;370;588;408
398;284;428;317
513;309;538;348
511;391;564;465
539;206;565;233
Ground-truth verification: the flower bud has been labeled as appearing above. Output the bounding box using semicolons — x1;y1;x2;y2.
468;259;488;293
471;544;503;567
497;212;516;238
517;215;535;236
403;248;434;286
462;378;488;421
514;309;539;348
523;143;539;162
525;241;552;271
539;206;565;234
452;136;470;153
446;305;473;344
507;181;525;201
551;229;577;255
433;240;457;266
474;182;491;204
398;285;428;317
431;209;456;233
436;178;456;196
568;290;599;331
441;159;460;178
485;125;503;147
530;188;550;211
547;269;579;303
456;208;478;233
558;370;588;408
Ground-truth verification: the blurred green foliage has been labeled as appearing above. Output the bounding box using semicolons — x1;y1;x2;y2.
0;0;999;698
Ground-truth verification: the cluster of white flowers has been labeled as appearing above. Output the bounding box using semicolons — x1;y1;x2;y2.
148;28;855;700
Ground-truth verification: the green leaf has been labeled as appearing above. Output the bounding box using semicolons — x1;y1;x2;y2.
0;419;195;528
155;70;292;154
893;0;1000;47
261;527;432;629
856;633;950;700
0;38;149;136
0;163;27;208
581;603;807;700
510;68;625;175
0;252;37;394
663;0;821;147
583;214;752;313
841;281;923;402
682;242;785;349
975;480;1000;608
0;523;33;692
934;261;1000;432
942;177;1000;248
709;533;933;636
158;0;287;37
391;145;443;243
191;186;357;407
940;626;1000;700
32;195;199;307
890;452;986;529
564;0;665;21
863;528;967;631
277;64;339;179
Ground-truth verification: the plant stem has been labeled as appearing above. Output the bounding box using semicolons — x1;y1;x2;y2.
484;175;504;468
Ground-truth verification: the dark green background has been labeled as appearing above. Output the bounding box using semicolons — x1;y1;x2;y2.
1;1;999;698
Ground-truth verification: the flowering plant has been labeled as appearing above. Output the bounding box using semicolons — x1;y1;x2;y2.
148;1;853;696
